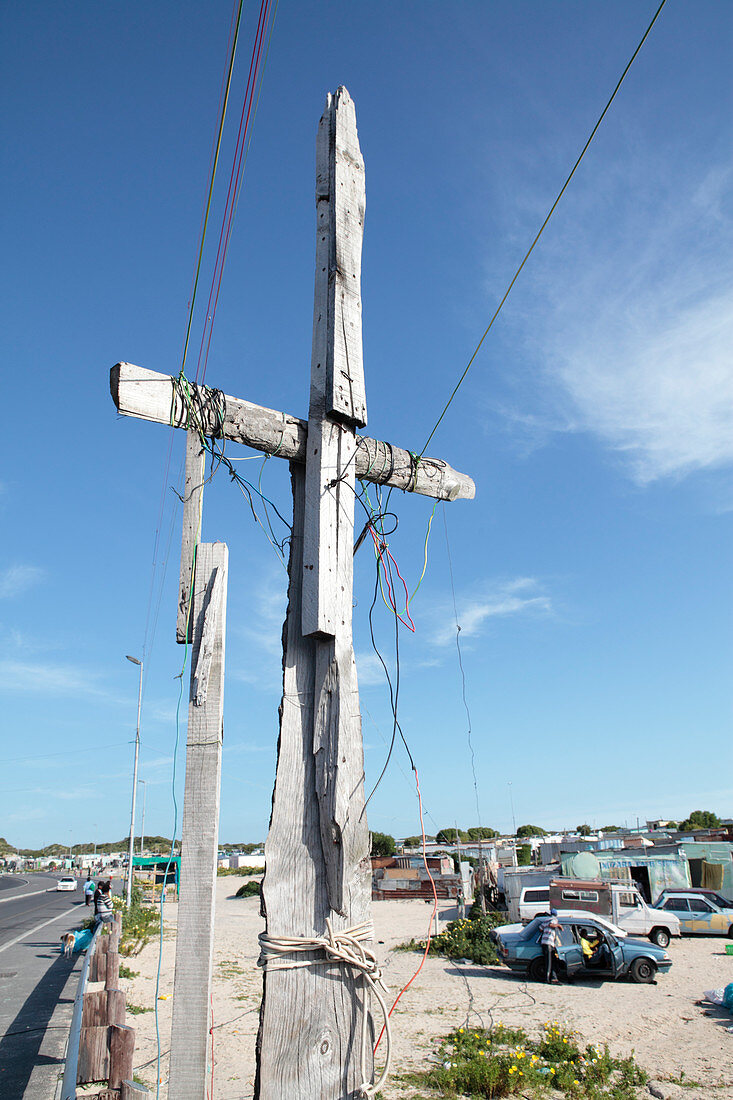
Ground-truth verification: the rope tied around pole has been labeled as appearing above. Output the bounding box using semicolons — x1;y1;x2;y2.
257;919;392;1097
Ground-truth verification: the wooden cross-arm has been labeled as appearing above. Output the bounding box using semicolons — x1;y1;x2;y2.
110;362;475;502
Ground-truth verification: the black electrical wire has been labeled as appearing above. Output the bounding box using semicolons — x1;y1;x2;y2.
419;0;669;455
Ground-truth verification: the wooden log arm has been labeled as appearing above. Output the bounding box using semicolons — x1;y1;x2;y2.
110;362;475;502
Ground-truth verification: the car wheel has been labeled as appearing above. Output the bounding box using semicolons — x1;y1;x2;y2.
728;926;733;940
528;956;545;983
650;928;670;948
629;957;656;984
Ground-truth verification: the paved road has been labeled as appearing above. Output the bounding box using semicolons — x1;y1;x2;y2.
0;873;88;1099
0;875;30;893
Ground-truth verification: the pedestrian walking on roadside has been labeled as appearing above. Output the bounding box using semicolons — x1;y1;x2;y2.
540;917;562;983
92;880;114;931
84;878;95;907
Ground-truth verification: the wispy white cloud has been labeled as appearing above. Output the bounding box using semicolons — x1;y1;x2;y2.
223;741;274;756
238;574;287;656
430;578;552;647
355;651;392;687
549;289;733;485
0;564;45;599
492;159;733;486
0;660;111;698
144;701;179;725
231;569;287;690
5;806;47;824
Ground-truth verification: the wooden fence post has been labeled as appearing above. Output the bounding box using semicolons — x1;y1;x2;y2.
105;950;119;990
106;988;126;1026
109;1024;136;1090
121;1081;150;1098
112;912;123;948
77;1025;109;1083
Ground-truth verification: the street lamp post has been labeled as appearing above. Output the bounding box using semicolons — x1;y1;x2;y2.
508;781;517;836
125;655;143;908
138;779;147;856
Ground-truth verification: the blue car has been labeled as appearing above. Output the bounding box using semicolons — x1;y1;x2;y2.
494;913;672;984
654;890;733;937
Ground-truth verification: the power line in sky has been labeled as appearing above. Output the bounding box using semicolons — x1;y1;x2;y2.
420;0;669;455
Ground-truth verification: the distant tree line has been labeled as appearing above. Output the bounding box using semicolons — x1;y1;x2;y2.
678;810;720;832
434;827;500;844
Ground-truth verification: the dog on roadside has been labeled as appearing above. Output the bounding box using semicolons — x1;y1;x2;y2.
60;932;75;957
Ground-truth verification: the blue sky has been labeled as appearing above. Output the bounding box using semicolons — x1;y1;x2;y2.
1;1;731;851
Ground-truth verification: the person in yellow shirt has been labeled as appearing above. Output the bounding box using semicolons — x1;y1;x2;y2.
580;929;601;966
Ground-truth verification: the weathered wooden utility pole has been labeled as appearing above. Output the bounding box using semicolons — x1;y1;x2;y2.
168;538;228;1097
110;86;474;1099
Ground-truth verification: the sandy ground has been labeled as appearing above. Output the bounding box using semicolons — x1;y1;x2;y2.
120;876;733;1099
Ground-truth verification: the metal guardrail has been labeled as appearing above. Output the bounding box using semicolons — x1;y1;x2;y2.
58;924;102;1100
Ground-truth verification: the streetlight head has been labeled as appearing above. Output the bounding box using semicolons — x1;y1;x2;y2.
126;655;141;665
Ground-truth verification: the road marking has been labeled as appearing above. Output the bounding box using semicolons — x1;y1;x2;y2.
0;905;81;954
0;887;56;905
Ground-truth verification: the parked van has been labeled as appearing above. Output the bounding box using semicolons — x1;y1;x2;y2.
502;867;557;924
549;879;681;947
518;885;551;923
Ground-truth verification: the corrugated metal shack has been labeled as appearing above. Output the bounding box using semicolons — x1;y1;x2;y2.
678;841;733;895
372;854;468;901
560;848;690;902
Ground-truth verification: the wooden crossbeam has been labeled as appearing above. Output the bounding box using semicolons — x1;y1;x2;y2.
111;362;475;502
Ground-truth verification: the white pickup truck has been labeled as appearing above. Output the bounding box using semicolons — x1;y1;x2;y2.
549;879;681;947
515;879;681;947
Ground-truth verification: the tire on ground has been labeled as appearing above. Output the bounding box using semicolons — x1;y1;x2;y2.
528;956;545;982
650;927;670;948
629;956;656;983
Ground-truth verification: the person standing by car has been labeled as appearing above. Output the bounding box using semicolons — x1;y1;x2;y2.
84;877;95;907
541;917;562;983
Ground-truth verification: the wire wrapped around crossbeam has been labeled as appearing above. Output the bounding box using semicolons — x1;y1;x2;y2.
258;919;392;1098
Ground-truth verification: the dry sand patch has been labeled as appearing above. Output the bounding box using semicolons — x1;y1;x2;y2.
120;878;733;1098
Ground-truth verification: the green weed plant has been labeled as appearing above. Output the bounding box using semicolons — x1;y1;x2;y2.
217;866;264;877
235;880;261;898
398;913;507;966
425;1021;647;1099
118;886;160;956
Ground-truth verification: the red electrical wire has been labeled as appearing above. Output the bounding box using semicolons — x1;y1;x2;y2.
209;993;215;1098
374;765;437;1053
369;528;416;632
383;545;416;632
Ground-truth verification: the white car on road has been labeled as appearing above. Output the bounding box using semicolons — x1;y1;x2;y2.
56;877;77;891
